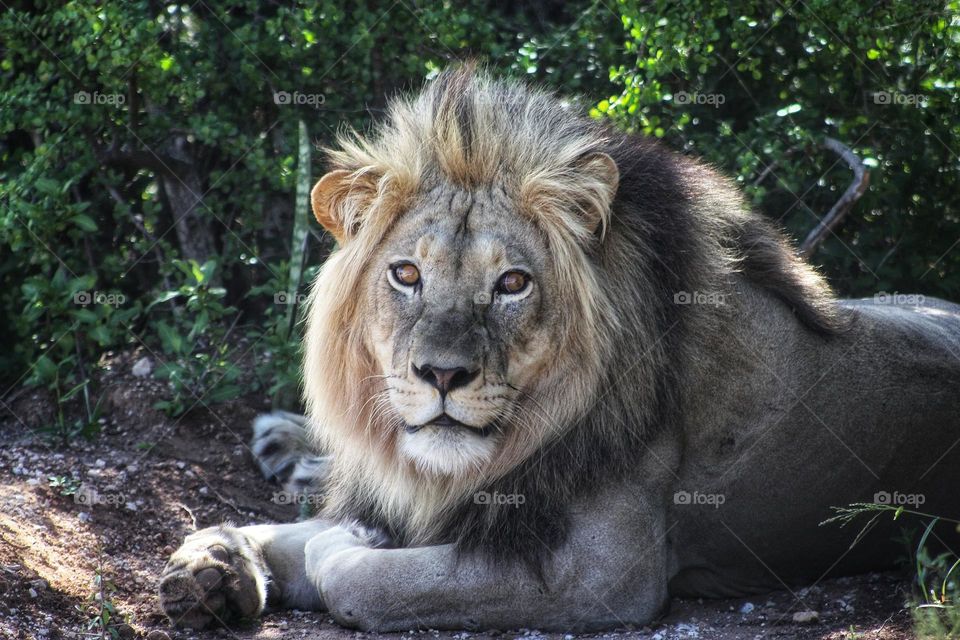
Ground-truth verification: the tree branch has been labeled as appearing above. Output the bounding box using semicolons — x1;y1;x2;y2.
93;140;187;178
799;137;871;257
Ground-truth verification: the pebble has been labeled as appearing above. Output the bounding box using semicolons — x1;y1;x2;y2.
674;623;700;638
132;357;153;378
145;631;170;640
739;602;755;614
792;610;820;624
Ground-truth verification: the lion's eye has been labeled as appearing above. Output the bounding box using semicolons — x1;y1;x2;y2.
391;263;421;287
496;270;529;295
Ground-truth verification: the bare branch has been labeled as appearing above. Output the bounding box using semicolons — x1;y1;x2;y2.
93;139;187;177
751;161;779;188
799;137;871;257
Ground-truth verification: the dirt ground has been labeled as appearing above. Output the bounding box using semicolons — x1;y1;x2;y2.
0;350;918;640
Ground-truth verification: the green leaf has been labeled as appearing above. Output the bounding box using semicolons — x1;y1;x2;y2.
147;290;181;311
70;214;97;232
60;379;88;401
204;383;242;404
33;355;59;384
34;177;61;196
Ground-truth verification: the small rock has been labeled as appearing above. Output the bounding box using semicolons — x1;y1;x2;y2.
124;502;138;512
29;579;48;592
132;357;153;378
145;631;170;640
739;602;755;614
674;623;700;638
78;512;91;523
792;610;820;624
28;587;38;598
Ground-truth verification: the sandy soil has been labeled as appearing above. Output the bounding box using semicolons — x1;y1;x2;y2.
0;351;917;640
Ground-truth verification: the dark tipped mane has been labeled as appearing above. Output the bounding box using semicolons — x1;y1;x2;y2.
729;217;851;335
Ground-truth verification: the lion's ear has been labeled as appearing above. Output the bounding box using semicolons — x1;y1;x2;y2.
575;152;619;235
310;169;378;244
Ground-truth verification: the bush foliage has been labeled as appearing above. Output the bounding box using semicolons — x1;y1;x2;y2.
2;1;957;421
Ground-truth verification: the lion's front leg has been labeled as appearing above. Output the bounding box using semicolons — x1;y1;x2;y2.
159;518;334;629
304;494;668;631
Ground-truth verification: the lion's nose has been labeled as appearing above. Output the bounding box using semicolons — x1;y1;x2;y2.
412;364;478;396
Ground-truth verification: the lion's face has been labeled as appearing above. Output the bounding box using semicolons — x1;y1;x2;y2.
364;184;554;476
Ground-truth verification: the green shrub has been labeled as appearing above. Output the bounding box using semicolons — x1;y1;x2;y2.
601;0;960;297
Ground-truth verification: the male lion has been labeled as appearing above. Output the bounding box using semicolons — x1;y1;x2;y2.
159;67;960;631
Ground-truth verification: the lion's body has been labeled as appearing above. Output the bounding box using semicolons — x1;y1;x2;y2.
671;289;960;597
160;67;960;632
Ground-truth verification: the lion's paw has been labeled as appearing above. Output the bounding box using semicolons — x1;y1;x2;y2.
159;526;269;629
